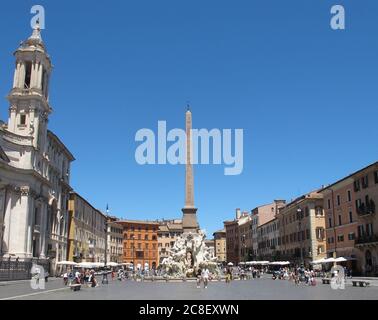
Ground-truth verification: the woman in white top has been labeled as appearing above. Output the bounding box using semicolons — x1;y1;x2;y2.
201;267;210;289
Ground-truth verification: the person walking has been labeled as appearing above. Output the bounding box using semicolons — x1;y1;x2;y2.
63;272;68;286
202;266;210;289
196;268;202;289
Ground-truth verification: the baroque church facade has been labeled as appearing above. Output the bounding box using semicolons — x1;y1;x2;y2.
0;24;74;271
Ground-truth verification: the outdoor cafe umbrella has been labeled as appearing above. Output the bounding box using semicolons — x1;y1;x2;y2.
269;261;290;266
106;262;119;267
227;262;234;266
77;262;98;268
56;261;77;266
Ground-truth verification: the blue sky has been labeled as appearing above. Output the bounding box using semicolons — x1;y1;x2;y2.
0;1;377;236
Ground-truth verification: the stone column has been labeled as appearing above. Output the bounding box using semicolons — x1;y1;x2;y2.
27;196;35;257
37;63;43;90
30;61;37;88
39;201;47;258
7;187;32;259
13;62;20;88
18;63;25;88
9;106;17;133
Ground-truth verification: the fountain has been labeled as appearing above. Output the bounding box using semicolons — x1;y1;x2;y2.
160;230;220;278
159;109;221;279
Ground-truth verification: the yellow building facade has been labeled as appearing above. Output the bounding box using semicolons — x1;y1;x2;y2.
67;192;107;263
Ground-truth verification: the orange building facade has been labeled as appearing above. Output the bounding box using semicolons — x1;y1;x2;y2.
118;220;159;270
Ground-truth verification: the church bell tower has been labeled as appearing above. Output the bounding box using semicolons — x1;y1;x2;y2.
7;21;52;150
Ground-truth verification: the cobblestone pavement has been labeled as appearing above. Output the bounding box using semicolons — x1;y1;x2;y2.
0;276;378;300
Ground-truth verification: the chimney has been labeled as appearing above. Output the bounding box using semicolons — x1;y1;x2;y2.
236;208;241;220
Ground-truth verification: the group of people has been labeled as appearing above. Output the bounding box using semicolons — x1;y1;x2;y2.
196;266;210;289
271;266;317;286
63;269;98;287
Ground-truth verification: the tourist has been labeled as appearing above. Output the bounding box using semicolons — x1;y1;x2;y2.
118;269;124;281
202;266;210;289
196;268;202;289
226;267;232;283
63;272;68;286
89;270;98;287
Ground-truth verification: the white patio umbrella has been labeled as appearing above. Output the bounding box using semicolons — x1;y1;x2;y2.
334;257;347;263
77;262;96;268
106;262;119;267
94;262;105;268
270;261;290;266
56;261;77;266
311;258;326;264
227;262;234;266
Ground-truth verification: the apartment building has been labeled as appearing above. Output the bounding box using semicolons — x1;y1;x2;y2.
276;191;326;266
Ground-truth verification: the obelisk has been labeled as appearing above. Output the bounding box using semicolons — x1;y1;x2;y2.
182;107;199;233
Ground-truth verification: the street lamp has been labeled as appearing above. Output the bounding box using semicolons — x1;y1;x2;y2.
297;208;304;267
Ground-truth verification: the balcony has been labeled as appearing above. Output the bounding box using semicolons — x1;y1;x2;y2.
355;234;378;246
357;201;376;217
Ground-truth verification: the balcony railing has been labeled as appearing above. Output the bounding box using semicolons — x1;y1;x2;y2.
355;234;378;245
357;201;376;216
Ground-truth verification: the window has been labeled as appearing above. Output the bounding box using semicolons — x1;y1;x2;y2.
315;207;323;217
24;61;32;89
349;211;353;223
337;195;341;206
318;245;325;254
347;190;352;202
305;207;309;217
366;223;373;236
316;228;325;240
329;218;333;228
358;225;364;238
362;175;369;189
375;171;378;184
145;235;148;241
20;114;26;126
338;215;342;226
327;199;331;209
354;180;361;192
138;234;141;240
348;233;355;241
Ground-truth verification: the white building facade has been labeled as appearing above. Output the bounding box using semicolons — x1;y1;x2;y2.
0;24;74;274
